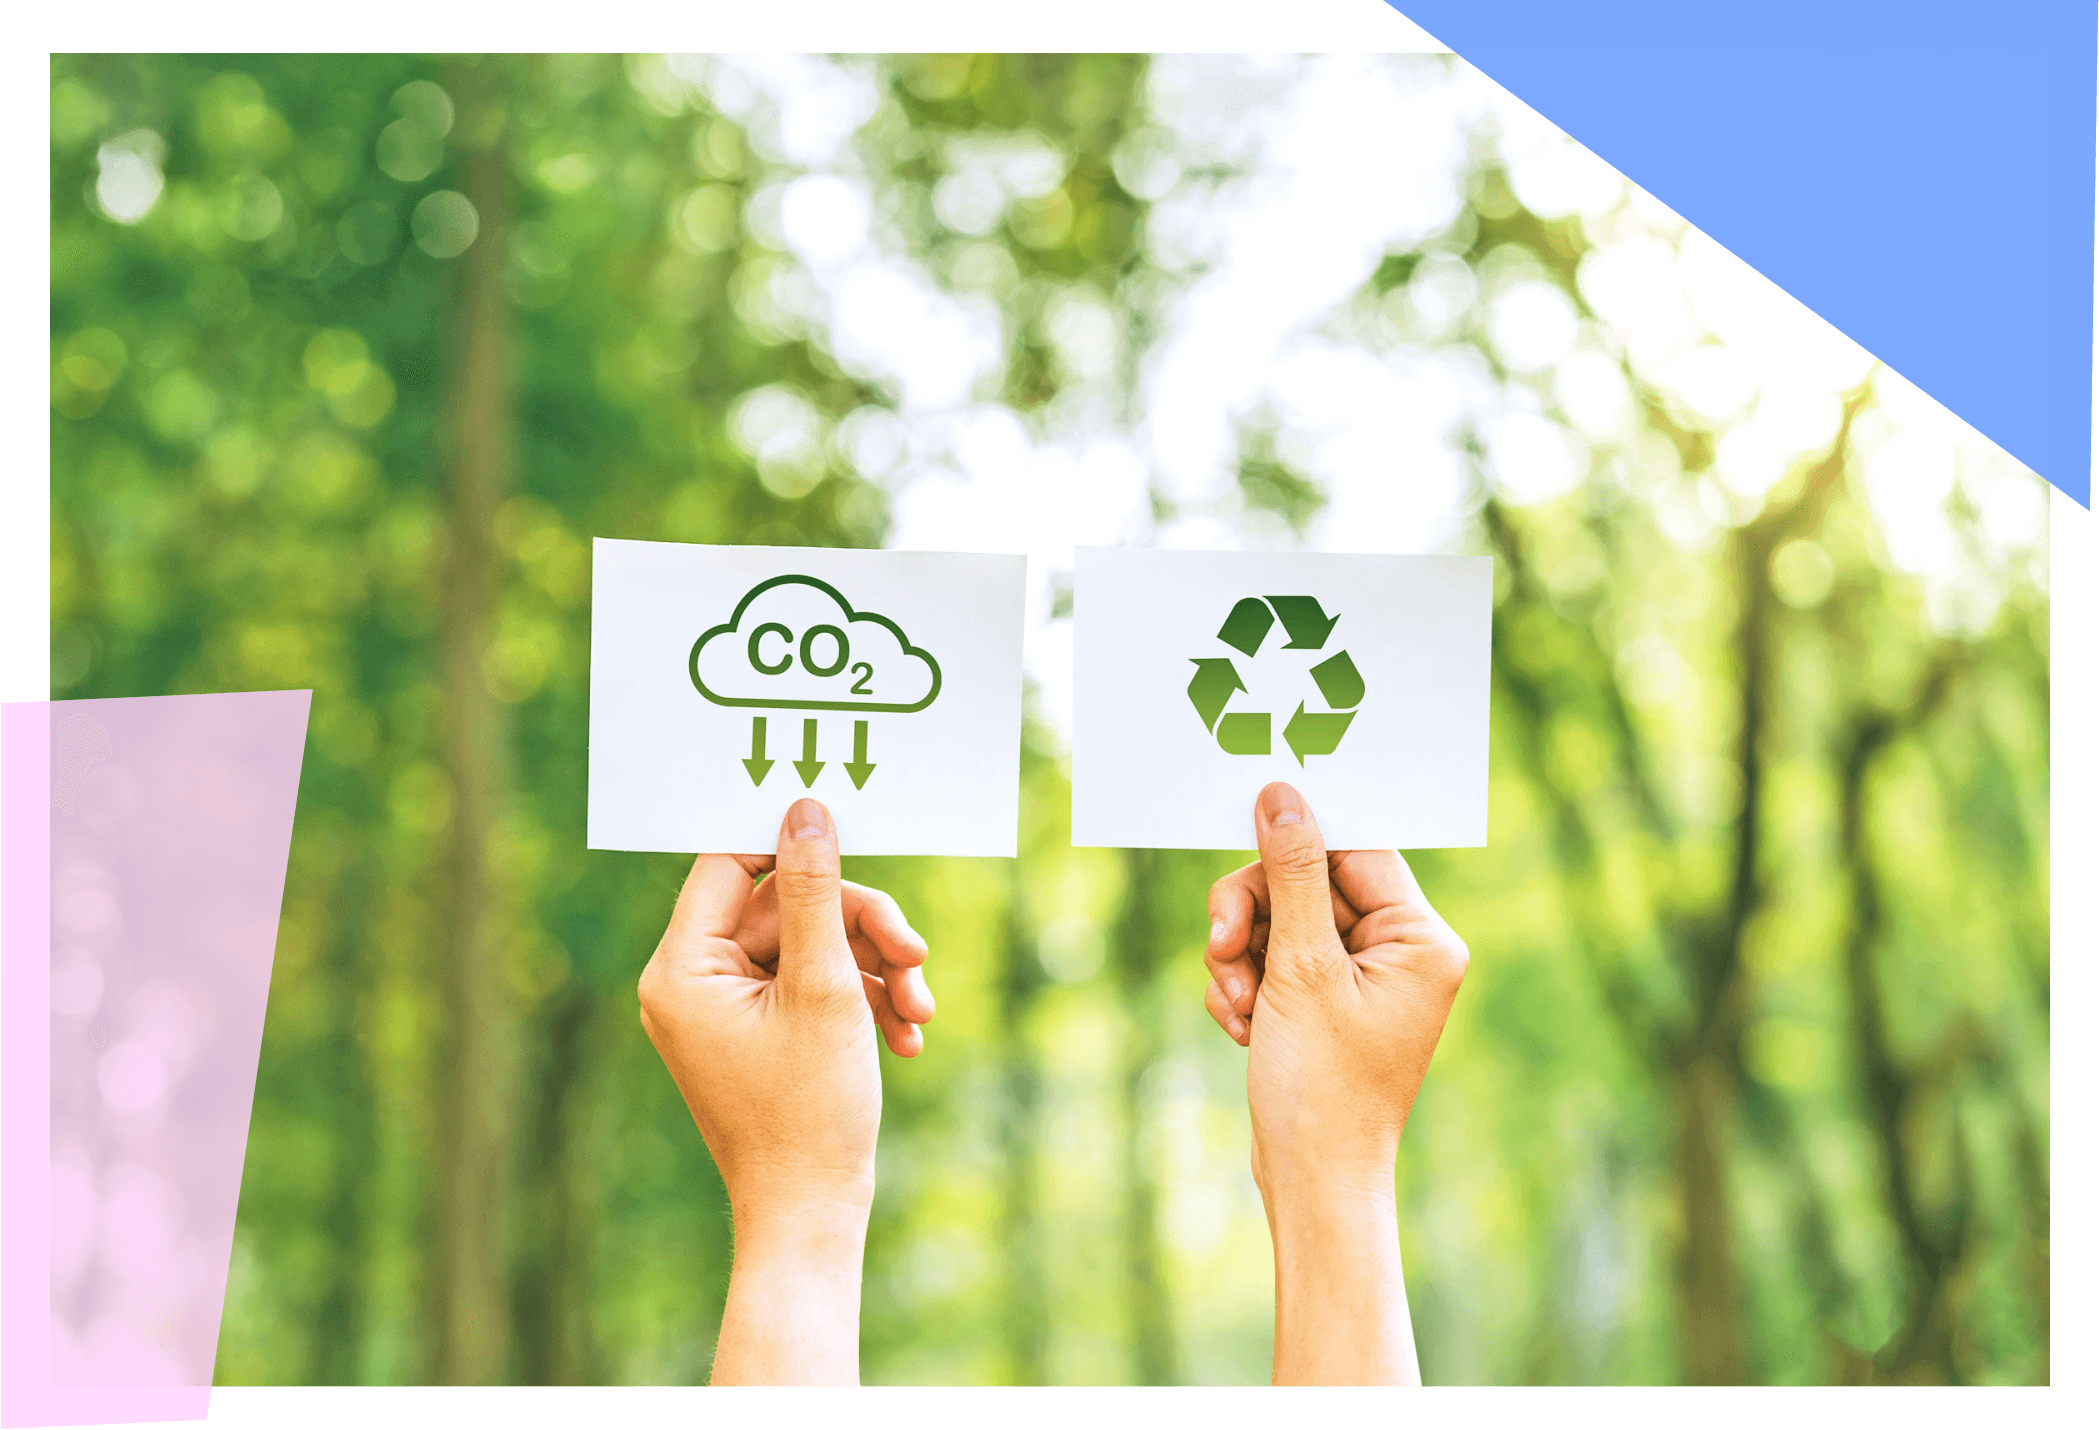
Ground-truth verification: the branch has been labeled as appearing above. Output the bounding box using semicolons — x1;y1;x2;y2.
1690;390;1870;1058
1834;644;1974;1378
1483;501;1675;1066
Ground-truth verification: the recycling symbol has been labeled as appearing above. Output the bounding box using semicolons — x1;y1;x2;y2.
1186;596;1362;764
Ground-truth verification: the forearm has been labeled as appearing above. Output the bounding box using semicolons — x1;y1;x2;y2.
1266;1181;1420;1386
711;1194;870;1385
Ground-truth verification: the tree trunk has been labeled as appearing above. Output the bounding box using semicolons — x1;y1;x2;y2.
1112;848;1180;1386
509;983;593;1384
429;63;514;1386
308;853;376;1384
1673;1052;1745;1383
1833;658;1972;1384
995;865;1051;1385
1664;519;1773;1386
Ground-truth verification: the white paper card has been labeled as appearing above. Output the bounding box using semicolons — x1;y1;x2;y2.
588;540;1025;857
1072;548;1491;851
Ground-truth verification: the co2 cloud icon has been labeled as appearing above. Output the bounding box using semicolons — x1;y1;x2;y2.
689;574;942;714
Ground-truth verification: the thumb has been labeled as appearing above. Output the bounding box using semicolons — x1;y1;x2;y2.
1254;782;1346;983
770;798;857;1006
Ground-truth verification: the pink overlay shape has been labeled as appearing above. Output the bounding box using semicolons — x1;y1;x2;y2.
4;692;310;1427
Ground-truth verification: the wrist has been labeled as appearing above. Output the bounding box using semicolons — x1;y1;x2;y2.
714;1178;871;1386
1263;1174;1398;1255
729;1173;875;1259
1252;1137;1397;1213
1264;1179;1416;1386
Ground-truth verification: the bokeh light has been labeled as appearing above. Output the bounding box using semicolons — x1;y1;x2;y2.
411;189;478;259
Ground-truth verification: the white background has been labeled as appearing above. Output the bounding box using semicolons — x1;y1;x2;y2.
588;541;1024;856
1072;549;1490;850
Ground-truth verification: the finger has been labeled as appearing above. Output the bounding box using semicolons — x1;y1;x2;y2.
1203;945;1260;1017
860;949;936;1024
1329;848;1429;922
658;854;772;975
862;970;924;1057
744;875;919;970
886;960;936;1025
731;877;782;966
1254;782;1347;982
840;931;935;1024
665;853;771;942
1328;876;1366;940
1333;850;1459;959
1208;863;1265;951
844;883;928;969
771;799;858;1005
1206;866;1265;1016
1205;976;1251;1046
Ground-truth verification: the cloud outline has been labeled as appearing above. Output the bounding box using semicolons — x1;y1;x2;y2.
688;573;943;713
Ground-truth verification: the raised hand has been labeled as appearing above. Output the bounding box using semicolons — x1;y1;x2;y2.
637;797;931;1384
1201;781;1470;1384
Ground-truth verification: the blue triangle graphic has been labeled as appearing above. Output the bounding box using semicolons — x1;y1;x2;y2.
1392;2;2094;506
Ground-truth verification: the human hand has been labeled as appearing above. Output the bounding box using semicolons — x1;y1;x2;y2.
1203;781;1468;1193
637;797;931;1384
640;797;933;1200
1201;781;1468;1384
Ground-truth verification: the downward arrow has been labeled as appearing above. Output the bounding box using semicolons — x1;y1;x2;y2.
1266;596;1340;649
844;719;876;790
742;716;774;786
794;718;824;787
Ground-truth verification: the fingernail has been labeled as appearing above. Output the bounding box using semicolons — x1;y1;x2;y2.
1226;976;1247;1007
789;798;828;841
1260;782;1304;828
1227;1014;1248;1041
1209;918;1226;947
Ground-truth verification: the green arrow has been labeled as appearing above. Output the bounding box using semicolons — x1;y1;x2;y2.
1217;711;1271;755
794;718;824;787
1186;658;1246;732
1217;597;1274;656
742;716;774;786
844;719;876;790
1309;650;1364;709
1283;703;1355;765
1266;596;1339;648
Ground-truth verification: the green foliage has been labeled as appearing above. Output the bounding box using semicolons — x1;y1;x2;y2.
50;53;2047;1387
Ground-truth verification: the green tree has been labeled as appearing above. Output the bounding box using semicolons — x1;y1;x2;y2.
50;52;2046;1387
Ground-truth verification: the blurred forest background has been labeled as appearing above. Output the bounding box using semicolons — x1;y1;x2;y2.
48;53;2048;1385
